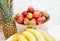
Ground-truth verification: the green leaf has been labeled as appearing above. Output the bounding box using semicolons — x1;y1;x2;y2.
0;0;13;22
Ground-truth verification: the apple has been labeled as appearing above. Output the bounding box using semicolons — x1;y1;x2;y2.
27;13;33;19
41;11;49;17
22;11;28;16
17;15;24;24
39;12;43;17
24;17;29;25
33;10;40;18
42;16;46;22
28;20;36;25
37;17;44;24
31;18;36;21
27;6;34;13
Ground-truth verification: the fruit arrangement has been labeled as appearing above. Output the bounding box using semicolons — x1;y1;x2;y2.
14;6;50;25
12;29;56;41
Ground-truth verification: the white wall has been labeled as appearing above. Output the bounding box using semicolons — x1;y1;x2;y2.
13;0;60;25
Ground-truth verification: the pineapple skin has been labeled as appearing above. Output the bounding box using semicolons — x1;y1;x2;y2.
3;21;17;39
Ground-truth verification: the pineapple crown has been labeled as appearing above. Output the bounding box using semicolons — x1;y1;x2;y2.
0;0;13;22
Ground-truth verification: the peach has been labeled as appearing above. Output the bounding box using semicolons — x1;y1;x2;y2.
33;10;40;18
27;13;33;19
24;17;29;25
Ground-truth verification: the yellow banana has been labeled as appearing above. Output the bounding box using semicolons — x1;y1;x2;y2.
12;34;18;41
22;31;36;41
26;29;46;41
47;32;57;41
38;30;57;41
18;34;28;41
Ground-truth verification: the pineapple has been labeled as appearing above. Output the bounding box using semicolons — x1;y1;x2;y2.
0;12;3;32
0;0;17;39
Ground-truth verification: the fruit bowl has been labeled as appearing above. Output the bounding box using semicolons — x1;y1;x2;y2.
13;7;50;32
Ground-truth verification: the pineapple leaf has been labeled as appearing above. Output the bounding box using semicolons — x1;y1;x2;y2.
0;0;11;10
0;0;13;22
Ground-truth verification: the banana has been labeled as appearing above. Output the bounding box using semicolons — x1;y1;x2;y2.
26;29;46;41
18;34;28;41
12;34;18;41
22;31;36;41
47;32;57;41
38;30;57;41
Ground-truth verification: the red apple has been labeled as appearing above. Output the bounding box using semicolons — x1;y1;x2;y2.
22;11;28;16
33;10;40;18
39;12;43;17
17;15;24;24
27;6;34;13
37;17;44;24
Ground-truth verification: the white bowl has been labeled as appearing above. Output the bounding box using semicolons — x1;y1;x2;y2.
13;14;50;32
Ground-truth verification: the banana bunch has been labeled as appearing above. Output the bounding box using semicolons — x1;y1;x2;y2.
12;29;57;41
